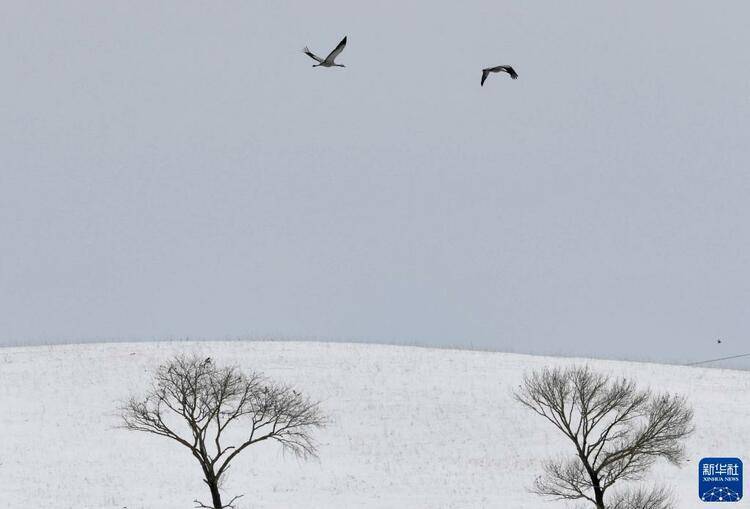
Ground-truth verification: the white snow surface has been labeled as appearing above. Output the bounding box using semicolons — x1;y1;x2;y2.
1;341;748;509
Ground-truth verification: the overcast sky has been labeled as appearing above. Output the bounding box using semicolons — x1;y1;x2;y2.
2;1;749;367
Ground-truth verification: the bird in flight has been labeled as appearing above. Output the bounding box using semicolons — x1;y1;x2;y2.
717;339;722;344
481;65;518;86
303;36;348;68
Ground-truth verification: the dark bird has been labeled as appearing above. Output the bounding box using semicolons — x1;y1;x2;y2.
481;65;518;86
303;36;348;68
717;339;722;344
205;357;212;363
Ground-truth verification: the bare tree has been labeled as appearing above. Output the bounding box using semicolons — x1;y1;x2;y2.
514;366;693;509
120;355;326;509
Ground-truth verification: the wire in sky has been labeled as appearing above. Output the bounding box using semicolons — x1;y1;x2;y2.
686;352;750;366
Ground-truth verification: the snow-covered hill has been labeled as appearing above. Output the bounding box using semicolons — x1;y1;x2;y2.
1;341;748;508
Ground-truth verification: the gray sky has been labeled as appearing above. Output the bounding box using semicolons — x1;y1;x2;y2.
2;1;749;367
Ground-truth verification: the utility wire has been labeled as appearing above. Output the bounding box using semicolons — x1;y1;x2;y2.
686;352;750;366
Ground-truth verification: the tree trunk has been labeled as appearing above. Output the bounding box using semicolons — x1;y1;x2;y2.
593;484;605;509
207;477;223;509
582;460;605;509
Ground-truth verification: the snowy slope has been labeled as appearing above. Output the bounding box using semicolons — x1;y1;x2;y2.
1;341;748;509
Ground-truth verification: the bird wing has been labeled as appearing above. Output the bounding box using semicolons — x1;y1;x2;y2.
324;36;347;63
481;69;490;86
302;46;324;63
483;65;518;80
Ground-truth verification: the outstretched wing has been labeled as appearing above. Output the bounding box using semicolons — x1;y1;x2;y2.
302;46;324;63
324;36;347;63
504;66;518;79
482;65;518;81
481;69;490;86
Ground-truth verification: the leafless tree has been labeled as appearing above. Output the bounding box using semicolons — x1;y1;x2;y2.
120;355;326;509
514;366;693;509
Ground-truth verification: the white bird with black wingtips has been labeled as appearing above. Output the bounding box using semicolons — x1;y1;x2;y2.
302;36;348;68
481;65;518;86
